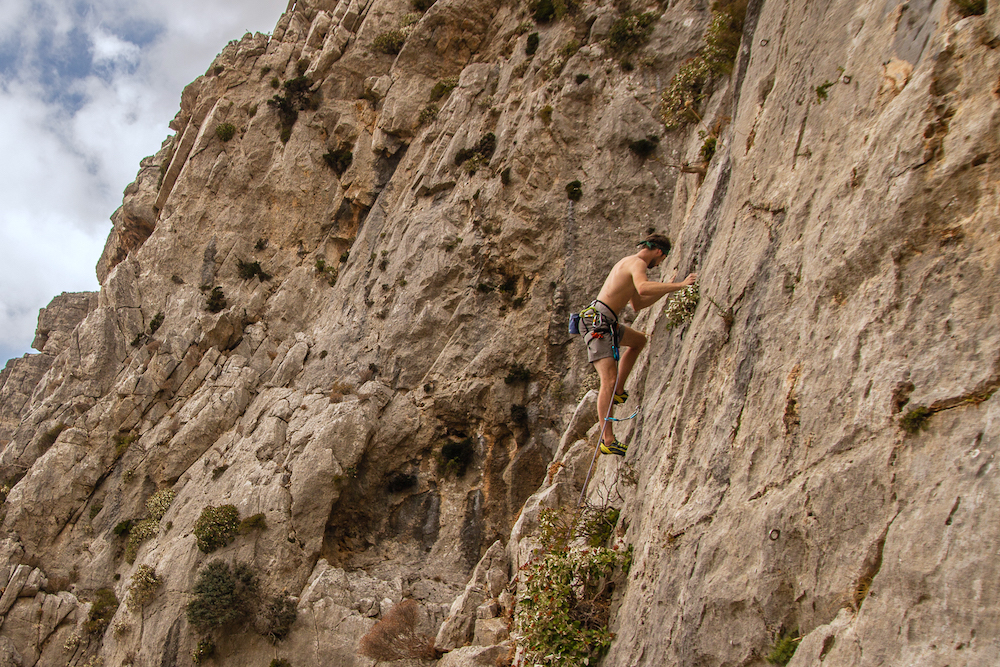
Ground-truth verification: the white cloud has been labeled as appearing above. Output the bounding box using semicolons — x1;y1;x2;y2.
0;0;285;359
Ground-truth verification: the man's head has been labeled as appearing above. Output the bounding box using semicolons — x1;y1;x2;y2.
637;234;671;267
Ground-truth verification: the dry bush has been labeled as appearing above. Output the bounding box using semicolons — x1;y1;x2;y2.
357;599;439;661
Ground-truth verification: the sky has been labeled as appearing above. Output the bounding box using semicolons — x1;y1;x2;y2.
0;0;287;365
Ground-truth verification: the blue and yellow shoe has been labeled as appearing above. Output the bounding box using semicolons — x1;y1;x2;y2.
599;439;627;456
613;390;628;405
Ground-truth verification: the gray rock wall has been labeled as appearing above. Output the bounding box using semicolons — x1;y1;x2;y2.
0;0;997;665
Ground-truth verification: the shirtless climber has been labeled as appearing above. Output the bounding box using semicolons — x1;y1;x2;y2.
579;234;697;456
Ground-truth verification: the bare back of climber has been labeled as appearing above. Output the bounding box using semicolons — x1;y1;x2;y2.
579;234;697;456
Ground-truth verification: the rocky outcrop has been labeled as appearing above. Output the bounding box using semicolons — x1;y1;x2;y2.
1;0;998;665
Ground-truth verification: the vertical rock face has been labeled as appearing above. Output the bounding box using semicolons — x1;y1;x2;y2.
1;0;998;666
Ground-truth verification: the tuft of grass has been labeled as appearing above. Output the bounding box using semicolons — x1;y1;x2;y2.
215;123;236;142
186;561;258;631
322;148;353;176
238;513;267;534
373;30;406;55
900;406;933;434
766;632;800;665
607;12;658;54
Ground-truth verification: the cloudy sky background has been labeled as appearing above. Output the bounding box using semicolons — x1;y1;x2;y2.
0;0;287;365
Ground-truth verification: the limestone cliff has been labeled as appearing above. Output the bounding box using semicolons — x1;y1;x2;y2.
0;0;997;665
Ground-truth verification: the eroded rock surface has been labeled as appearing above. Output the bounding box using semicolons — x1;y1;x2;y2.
1;0;998;665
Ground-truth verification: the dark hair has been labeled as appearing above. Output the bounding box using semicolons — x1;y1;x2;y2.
637;234;671;255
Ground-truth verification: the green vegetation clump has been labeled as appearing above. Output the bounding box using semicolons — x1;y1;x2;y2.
146;489;176;521
628;135;660;158
526;32;540;56
193;504;241;553
114;431;138;457
660;1;746;130
514;542;625;665
186;561;259;631
952;0;986;15
565;180;582;201
215;123;236;142
124;518;159;564
901;406;933;434
236;258;272;281
322;148;353;176
440;438;474;476
766;632;800;665
530;0;577;23
505;364;531;384
206;287;226;312
539;104;553;124
700;135;718;162
430;76;459;102
192;638;216;663
373;30;406;55
454;132;497;173
607;12;658;54
126;565;161;612
238;513;268;534
86;588;119;635
271;660;292;667
663;283;700;330
315;258;338;286
580;506;620;547
419;104;439;125
148;311;164;335
267;76;315;143
259;595;298;643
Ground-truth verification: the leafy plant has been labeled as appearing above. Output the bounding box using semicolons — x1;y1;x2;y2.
580;506;620;548
454;132;497;173
607;12;658;54
703;0;748;73
663;283;699;330
148;311;164;335
258;595;298;643
238;513;267;534
660;56;714;130
358;599;439;661
322;148;353;175
373;30;406;55
236;259;272;281
86;588;119;635
126;565;161;612
193;504;241;553
186;561;259;631
146;489;176;521
215;123;236;142
419;104;439;124
900;406;932;434
628;135;659;158
700;135;718;162
815;80;836;102
766;631;800;665
526;32;540;56
267;76;315;143
206;287;226;312
514;546;625;665
124;518;159;564
192;638;215;663
430;76;459;102
315;258;338;286
440;438;474;476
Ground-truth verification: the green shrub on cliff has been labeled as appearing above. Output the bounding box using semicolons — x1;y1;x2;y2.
193;504;240;553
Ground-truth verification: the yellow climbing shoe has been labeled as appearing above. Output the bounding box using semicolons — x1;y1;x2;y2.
599;439;627;456
613;390;628;405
